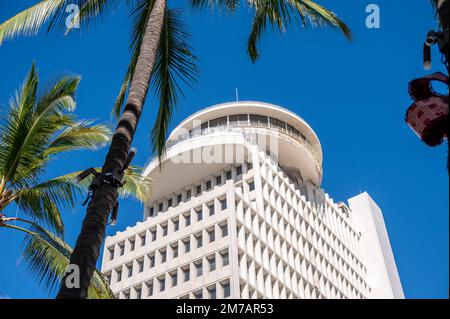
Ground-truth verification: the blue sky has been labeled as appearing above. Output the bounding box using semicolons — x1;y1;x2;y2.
0;1;448;299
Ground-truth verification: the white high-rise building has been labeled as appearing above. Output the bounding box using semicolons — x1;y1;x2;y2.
100;101;404;299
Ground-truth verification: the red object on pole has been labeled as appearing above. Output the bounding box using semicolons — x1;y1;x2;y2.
405;72;449;147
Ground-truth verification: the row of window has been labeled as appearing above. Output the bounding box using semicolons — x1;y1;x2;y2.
148;163;252;217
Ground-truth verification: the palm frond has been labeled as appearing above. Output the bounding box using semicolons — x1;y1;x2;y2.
246;0;351;62
0;219;113;298
151;8;198;160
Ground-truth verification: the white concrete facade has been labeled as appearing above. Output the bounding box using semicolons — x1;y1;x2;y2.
100;101;404;299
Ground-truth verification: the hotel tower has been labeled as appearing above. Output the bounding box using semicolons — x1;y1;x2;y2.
101;101;404;299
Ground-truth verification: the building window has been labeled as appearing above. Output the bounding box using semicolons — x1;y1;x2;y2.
168;198;172;208
248;180;255;192
173;218;179;232
196;209;203;222
140;233;146;246
220;198;227;211
150;228;157;241
184;213;191;227
208;255;216;272
183;266;190;282
186;189;192;200
123;290;130;299
158;202;163;212
221;250;229;266
216;175;222;185
149;254;155;268
172;243;179;259
138;259;144;273
135;286;142;299
208;203;214;216
208;285;217;299
127;264;133;277
247;162;253;170
193;290;202;299
147;281;153;296
222;281;231;298
236;165;242;176
159;277;165;292
195;232;203;248
149;207;155;217
196;185;202;195
184;238;190;253
220;223;228;237
162;224;168;237
129;239;135;251
119;243;125;256
226;171;231;180
116;268;122;282
160;249;167;263
206;180;212;190
195;260;203;277
171;272;178;287
177;194;182;204
207;228;215;243
108;247;114;260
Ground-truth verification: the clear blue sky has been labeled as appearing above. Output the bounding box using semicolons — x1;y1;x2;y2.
0;1;448;299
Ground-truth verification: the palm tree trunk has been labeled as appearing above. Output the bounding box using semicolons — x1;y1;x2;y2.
57;0;166;299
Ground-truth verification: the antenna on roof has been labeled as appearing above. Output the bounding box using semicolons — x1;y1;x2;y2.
235;88;239;102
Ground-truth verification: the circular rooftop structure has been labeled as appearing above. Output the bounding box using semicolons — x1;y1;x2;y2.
144;101;323;199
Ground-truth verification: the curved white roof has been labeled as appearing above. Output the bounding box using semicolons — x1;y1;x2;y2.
168;101;322;162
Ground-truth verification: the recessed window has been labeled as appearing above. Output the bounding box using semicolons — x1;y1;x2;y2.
247;162;253;170
127;264;133;277
221;281;231;298
220;198;227;211
177;194;182;203
158;202;163;212
208;285;217;299
216;175;222;185
147;281;154;296
135;286;142;299
196;185;202;195
171;272;178;287
208;203;215;216
193;290;202;299
149;254;155;268
172;244;179;259
195;232;203;248
168;198;172;208
221;250;229;266
226;171;232;180
149;207;155;217
129;239;135;251
196;209;203;221
138;259;144;273
208;255;216;272
195;260;203;277
173;218;179;232
208;228;215;243
119;243;125;256
162;224;168;237
220;223;228;237
248;180;255;192
183;266;190;282
140;233;146;246
184;213;191;227
184;238;190;253
150;229;157;241
206;180;212;190
236;165;242;176
108;247;114;260
160;249;167;263
159;277;165;292
116;268;122;282
186;189;192;199
123;290;130;299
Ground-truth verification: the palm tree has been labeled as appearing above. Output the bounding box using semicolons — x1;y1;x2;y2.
0;0;351;298
0;64;152;298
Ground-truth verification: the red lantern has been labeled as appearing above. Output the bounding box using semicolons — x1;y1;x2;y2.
405;72;449;147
